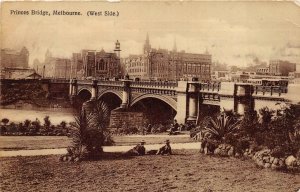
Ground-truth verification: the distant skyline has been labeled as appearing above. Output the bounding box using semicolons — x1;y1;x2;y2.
2;1;300;67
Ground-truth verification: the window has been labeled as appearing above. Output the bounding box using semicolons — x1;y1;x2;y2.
99;59;104;70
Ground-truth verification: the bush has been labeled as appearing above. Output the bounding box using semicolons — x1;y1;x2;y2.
190;116;212;138
271;146;286;158
150;124;168;133
203;114;240;142
8;122;18;133
234;140;250;154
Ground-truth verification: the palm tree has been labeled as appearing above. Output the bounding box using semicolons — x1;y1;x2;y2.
89;101;113;148
70;110;92;159
69;100;113;160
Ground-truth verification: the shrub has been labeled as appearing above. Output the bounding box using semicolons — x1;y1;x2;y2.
271;146;286;158
31;119;41;134
203;114;240;143
60;121;67;129
259;107;275;126
8;122;18;133
190;116;212;139
18;123;27;133
239;110;259;139
151;124;168;133
234;140;250;154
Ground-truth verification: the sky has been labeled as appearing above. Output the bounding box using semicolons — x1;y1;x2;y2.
2;1;300;67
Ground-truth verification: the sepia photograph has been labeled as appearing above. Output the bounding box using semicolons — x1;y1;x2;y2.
1;1;300;191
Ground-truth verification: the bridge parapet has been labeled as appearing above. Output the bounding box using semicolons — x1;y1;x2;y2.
199;82;221;93
97;80;123;87
76;80;93;85
253;85;287;97
130;81;177;89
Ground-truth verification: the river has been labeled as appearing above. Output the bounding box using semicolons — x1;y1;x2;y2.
0;108;75;125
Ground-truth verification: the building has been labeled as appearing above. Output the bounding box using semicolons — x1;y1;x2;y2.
70;53;83;79
48;58;71;78
34;50;71;79
256;60;296;77
211;70;229;81
124;54;147;79
0;67;41;79
71;40;122;79
289;72;300;84
124;34;212;81
269;60;296;76
1;47;29;69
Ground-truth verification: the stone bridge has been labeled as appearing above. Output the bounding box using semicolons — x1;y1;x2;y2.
69;78;300;124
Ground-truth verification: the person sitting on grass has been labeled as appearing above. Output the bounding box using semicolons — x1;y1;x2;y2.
169;120;179;135
125;140;146;156
156;139;172;155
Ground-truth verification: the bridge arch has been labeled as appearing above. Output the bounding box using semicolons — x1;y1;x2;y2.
130;94;177;125
98;89;122;110
76;88;92;109
77;88;92;96
98;89;122;101
130;94;177;111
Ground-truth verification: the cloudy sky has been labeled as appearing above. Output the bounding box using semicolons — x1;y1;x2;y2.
2;1;300;67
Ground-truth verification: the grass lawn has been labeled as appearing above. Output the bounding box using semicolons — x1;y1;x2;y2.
0;135;193;150
1;150;299;192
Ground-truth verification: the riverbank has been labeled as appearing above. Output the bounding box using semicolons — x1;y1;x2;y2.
1;149;299;192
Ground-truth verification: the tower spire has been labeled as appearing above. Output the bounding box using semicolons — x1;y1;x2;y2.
144;33;151;54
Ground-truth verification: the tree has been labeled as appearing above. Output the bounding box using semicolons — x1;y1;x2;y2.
31;118;41;134
44;116;51;131
24;119;31;129
1;118;9;126
66;100;114;161
60;121;67;129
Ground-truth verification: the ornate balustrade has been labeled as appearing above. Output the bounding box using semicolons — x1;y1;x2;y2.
253;85;288;97
130;81;177;89
200;82;221;92
97;80;123;87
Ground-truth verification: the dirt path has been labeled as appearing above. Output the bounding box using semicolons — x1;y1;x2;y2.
0;142;201;157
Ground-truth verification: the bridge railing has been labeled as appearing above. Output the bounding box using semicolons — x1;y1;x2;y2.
253;85;287;97
97;80;123;86
200;82;221;92
130;81;178;89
